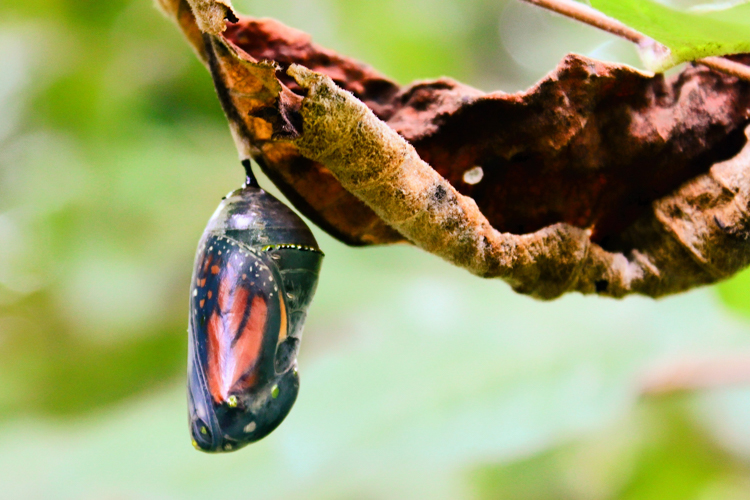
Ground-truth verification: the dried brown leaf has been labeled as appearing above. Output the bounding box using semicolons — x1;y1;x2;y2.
156;1;750;299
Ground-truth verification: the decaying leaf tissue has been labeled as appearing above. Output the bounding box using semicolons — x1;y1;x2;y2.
158;0;750;300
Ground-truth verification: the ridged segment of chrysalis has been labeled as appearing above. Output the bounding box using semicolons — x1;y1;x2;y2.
187;173;323;453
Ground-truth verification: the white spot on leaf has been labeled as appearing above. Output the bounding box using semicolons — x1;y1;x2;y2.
462;166;484;185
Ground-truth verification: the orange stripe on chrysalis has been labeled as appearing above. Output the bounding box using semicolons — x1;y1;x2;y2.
277;291;287;345
206;310;226;403
201;254;213;274
206;274;268;403
230;295;267;391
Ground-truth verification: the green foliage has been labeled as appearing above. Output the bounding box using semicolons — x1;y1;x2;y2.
473;397;750;500
717;267;750;318
590;0;750;70
0;0;236;418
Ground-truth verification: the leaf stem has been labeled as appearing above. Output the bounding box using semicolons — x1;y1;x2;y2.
519;0;750;82
520;0;646;44
699;56;750;82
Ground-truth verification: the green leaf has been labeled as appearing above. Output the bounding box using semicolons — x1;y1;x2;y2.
472;396;750;500
590;0;750;70
716;266;750;318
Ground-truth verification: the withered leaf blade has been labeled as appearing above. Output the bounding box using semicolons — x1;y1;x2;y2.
158;2;750;298
399;58;750;247
219;17;750;247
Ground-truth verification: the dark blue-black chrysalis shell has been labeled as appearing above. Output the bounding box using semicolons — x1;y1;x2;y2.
188;178;323;453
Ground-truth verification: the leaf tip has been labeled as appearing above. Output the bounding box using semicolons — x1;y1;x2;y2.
189;0;238;35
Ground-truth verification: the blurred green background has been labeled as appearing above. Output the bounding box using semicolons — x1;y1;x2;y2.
2;0;750;498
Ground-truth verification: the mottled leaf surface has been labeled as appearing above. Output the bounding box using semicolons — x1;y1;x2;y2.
220;17;750;248
158;0;750;298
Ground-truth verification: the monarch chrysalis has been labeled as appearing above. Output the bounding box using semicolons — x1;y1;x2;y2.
187;160;323;452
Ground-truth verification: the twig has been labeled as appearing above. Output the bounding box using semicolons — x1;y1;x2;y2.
519;0;750;82
521;0;646;45
700;56;750;82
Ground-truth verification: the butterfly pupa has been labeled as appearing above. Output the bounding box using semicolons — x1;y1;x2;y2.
188;160;323;452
